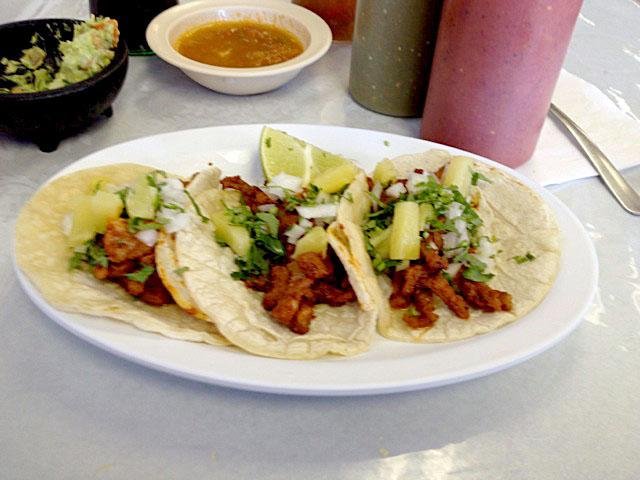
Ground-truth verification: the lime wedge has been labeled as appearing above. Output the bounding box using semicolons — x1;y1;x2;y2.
260;126;310;183
259;126;353;186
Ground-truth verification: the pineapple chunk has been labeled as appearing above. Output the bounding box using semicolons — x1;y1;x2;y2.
419;202;435;226
67;196;97;246
369;227;391;258
311;163;358;194
389;201;421;260
126;175;158;219
211;211;251;257
442;156;473;198
220;189;243;209
210;189;244;213
372;158;398;186
293;226;328;258
90;190;124;234
67;191;124;246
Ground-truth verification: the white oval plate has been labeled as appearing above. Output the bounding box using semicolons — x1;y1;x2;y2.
14;124;598;396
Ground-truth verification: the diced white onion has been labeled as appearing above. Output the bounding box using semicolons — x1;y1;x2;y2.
454;218;469;243
135;229;158;247
442;232;460;252
257;203;277;212
264;186;286;200
285;224;306;244
475;237;496;271
296;203;338;219
159;178;188;205
445;201;464;220
406;172;432;194
445;262;462;277
61;213;72;236
298;218;313;229
268;173;303;192
384;182;407;199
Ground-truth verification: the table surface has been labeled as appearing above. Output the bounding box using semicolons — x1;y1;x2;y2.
2;1;639;479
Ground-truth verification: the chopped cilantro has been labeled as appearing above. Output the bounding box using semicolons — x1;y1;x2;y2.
512;252;536;264
125;264;155;283
383;140;390;147
163;202;185;213
471;171;492;186
372;255;402;273
283;184;320;211
174;266;189;276
255;212;279;236
145;170;168;188
127;217;166;233
68;239;108;270
225;205;285;280
184;189;209;223
429;217;458;233
265;136;272;148
116;187;130;205
454;253;494;282
68;251;84;270
231;244;270;280
462;264;494;282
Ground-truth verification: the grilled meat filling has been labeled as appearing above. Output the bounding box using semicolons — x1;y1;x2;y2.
92;218;173;306
390;239;512;329
222;177;357;334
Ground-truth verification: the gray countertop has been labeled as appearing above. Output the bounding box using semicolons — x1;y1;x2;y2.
2;1;639;479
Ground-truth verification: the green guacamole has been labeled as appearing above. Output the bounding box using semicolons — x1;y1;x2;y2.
0;16;119;93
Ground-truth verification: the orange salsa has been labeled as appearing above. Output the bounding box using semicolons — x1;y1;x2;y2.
174;20;304;68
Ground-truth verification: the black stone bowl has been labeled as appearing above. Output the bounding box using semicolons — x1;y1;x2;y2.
0;18;128;152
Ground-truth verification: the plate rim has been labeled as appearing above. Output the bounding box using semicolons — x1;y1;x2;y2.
14;123;599;396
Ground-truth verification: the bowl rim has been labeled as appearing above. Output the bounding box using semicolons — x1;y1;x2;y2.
0;17;128;100
145;0;332;78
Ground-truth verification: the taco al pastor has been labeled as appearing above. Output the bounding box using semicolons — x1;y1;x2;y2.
14;163;228;345
173;168;376;359
328;150;561;343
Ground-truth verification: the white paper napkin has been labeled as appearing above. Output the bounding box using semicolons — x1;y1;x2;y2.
517;69;640;186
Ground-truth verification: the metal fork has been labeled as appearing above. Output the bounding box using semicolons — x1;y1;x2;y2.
549;102;640;215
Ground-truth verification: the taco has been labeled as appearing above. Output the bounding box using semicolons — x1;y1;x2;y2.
173;168;376;359
14;163;228;346
328;150;561;343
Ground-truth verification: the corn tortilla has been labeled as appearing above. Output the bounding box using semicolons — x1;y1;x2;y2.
14;164;228;346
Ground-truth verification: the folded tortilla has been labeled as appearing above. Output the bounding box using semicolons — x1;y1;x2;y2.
14;164;228;346
328;150;562;343
173;188;377;360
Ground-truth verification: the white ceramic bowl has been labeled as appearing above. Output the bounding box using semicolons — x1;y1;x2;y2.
146;0;332;95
